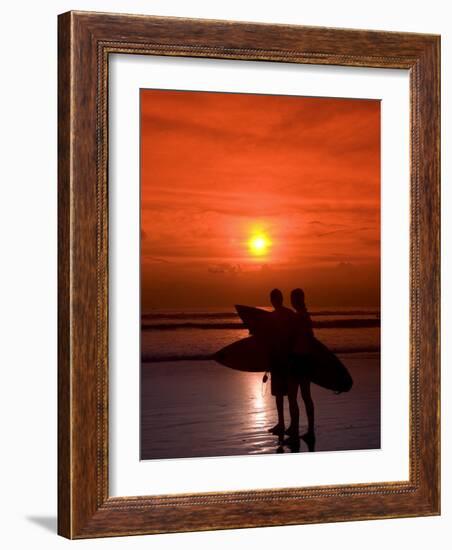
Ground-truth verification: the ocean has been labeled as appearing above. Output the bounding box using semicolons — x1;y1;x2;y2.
141;306;380;363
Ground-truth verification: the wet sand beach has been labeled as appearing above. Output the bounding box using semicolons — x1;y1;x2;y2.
140;352;380;460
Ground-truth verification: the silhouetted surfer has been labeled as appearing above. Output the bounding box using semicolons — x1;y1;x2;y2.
266;289;296;437
286;288;316;446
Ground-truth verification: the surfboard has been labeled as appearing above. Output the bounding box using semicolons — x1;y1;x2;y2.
227;304;353;393
303;338;353;393
235;304;271;336
213;336;269;373
235;304;294;349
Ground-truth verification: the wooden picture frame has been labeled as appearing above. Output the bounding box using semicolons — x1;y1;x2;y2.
58;11;440;539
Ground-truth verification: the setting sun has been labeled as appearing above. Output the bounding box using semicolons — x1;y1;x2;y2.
141;89;381;309
248;234;270;256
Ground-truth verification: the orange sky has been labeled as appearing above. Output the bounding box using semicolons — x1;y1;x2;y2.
141;89;380;309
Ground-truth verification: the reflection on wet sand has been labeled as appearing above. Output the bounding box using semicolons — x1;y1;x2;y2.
141;353;379;460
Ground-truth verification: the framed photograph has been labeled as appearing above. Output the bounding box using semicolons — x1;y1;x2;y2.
58;11;440;539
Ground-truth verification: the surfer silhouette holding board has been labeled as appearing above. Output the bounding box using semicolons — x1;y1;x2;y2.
215;290;352;451
286;288;316;447
266;289;297;437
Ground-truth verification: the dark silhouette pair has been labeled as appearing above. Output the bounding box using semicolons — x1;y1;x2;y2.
267;288;315;447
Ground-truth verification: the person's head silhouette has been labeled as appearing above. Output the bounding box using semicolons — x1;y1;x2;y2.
291;288;306;312
270;288;284;309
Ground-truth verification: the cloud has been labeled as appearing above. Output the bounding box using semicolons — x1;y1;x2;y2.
335;261;356;272
208;263;243;275
142;256;171;264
